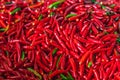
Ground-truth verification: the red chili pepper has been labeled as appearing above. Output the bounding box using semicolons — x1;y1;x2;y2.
92;18;105;30
0;1;120;79
87;37;102;44
64;3;80;16
78;64;84;76
87;68;93;80
37;60;50;72
0;19;6;28
15;42;21;62
49;70;66;79
109;62;117;78
79;49;91;65
93;69;100;80
74;39;87;53
80;21;90;35
68;13;84;21
29;2;44;8
91;24;99;35
82;22;92;38
60;54;65;69
54;31;67;50
51;56;57;70
70;51;79;59
69;57;77;78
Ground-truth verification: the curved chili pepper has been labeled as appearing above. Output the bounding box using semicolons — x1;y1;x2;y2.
37;60;50;72
74;39;87;53
87;68;93;80
79;49;91;65
69;57;77;78
0;19;6;28
93;69;100;80
49;70;66;79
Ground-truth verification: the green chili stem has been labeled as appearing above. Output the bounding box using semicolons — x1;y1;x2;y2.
0;28;6;32
117;37;120;43
27;68;42;80
48;12;55;17
49;70;52;74
110;4;115;8
88;61;92;68
21;51;25;60
114;31;118;34
10;7;21;15
38;14;43;20
101;5;106;9
91;0;96;3
56;55;62;68
104;31;109;35
60;74;67;80
66;14;77;18
5;51;9;56
52;48;58;55
67;72;74;80
48;0;65;9
5;2;12;4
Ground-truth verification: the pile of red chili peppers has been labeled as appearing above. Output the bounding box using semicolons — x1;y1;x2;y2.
0;0;120;80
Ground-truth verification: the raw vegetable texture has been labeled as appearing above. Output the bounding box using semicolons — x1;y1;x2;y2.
0;0;120;80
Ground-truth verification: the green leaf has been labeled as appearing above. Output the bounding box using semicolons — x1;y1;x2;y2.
48;0;65;9
117;37;120;43
66;14;77;18
21;51;25;60
88;61;92;68
56;55;62;68
27;68;42;80
10;7;21;15
38;14;43;20
91;0;96;3
0;28;5;32
52;48;58;55
67;72;74;80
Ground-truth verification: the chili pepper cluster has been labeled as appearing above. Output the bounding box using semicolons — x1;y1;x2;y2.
0;0;120;80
